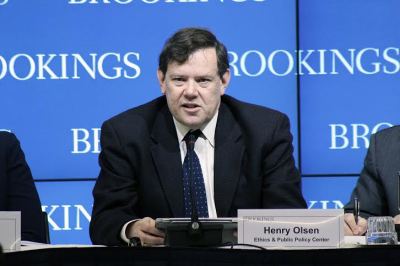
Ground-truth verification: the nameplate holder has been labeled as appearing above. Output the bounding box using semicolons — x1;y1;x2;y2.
0;211;21;251
238;209;344;249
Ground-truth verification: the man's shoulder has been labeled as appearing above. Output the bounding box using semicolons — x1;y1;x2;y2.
221;95;287;122
0;130;17;144
373;125;400;142
0;130;19;157
104;96;167;126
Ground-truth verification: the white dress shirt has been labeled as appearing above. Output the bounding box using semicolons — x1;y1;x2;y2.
173;111;219;219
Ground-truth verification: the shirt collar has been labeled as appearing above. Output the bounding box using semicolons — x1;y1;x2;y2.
173;110;218;147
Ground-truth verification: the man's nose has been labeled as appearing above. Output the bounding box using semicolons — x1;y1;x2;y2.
183;80;198;97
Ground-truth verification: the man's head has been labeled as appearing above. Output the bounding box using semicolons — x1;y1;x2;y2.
157;28;231;129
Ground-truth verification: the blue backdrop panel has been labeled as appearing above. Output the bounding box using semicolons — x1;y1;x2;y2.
0;0;298;179
299;0;400;175
302;176;358;210
3;0;399;245
36;181;94;245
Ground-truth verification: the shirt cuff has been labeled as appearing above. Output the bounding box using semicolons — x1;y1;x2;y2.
120;219;138;244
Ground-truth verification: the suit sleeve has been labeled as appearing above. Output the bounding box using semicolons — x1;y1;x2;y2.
6;133;45;242
89;121;139;246
261;113;307;208
344;133;387;217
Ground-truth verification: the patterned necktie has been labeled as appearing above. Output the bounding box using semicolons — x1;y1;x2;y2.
182;130;209;218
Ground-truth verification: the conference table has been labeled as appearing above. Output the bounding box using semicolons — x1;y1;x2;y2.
4;242;400;266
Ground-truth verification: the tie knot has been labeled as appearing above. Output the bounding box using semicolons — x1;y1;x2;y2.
184;130;202;150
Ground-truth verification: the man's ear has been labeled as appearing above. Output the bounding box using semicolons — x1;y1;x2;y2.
220;69;231;95
157;69;166;94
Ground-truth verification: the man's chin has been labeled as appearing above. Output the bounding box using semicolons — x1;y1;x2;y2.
179;118;205;129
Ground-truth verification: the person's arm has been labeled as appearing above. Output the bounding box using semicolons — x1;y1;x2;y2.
261;113;307;208
124;217;164;246
344;133;386;235
89;121;164;246
6;133;45;242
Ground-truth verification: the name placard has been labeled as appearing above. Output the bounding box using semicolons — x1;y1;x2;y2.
238;209;344;249
0;211;21;252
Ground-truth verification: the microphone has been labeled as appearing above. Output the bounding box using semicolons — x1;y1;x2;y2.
154;130;236;246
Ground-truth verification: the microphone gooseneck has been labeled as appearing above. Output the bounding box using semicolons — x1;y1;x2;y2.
186;131;203;238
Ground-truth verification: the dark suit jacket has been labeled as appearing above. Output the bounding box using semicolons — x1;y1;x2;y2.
345;126;400;218
90;95;306;245
0;131;45;242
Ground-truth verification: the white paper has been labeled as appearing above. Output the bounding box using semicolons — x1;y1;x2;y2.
0;211;21;251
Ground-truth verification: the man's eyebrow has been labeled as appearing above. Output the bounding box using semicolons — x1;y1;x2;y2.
197;74;217;78
168;73;187;77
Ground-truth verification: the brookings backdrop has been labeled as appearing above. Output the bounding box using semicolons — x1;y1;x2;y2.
0;0;398;243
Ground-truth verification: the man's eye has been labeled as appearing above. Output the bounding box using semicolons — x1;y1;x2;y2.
172;78;185;85
198;79;211;84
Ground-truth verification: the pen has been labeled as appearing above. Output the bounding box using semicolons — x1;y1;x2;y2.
354;197;360;225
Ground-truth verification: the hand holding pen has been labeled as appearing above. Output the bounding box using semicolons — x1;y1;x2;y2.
344;197;367;236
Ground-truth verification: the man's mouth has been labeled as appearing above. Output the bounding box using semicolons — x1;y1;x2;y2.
182;103;200;112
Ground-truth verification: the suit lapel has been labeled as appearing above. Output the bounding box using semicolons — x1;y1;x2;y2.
150;106;184;217
214;103;244;217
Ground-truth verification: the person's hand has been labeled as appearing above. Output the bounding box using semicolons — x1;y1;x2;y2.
126;217;165;246
393;214;400;224
344;213;367;236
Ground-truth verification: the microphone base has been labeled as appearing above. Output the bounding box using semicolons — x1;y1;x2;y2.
164;222;225;247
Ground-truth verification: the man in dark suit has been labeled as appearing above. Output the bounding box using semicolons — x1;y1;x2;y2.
0;130;45;243
90;28;306;246
344;126;400;236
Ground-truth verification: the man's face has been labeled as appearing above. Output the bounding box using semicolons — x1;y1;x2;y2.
157;48;230;128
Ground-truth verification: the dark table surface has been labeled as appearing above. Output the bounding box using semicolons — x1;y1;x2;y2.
3;244;400;266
